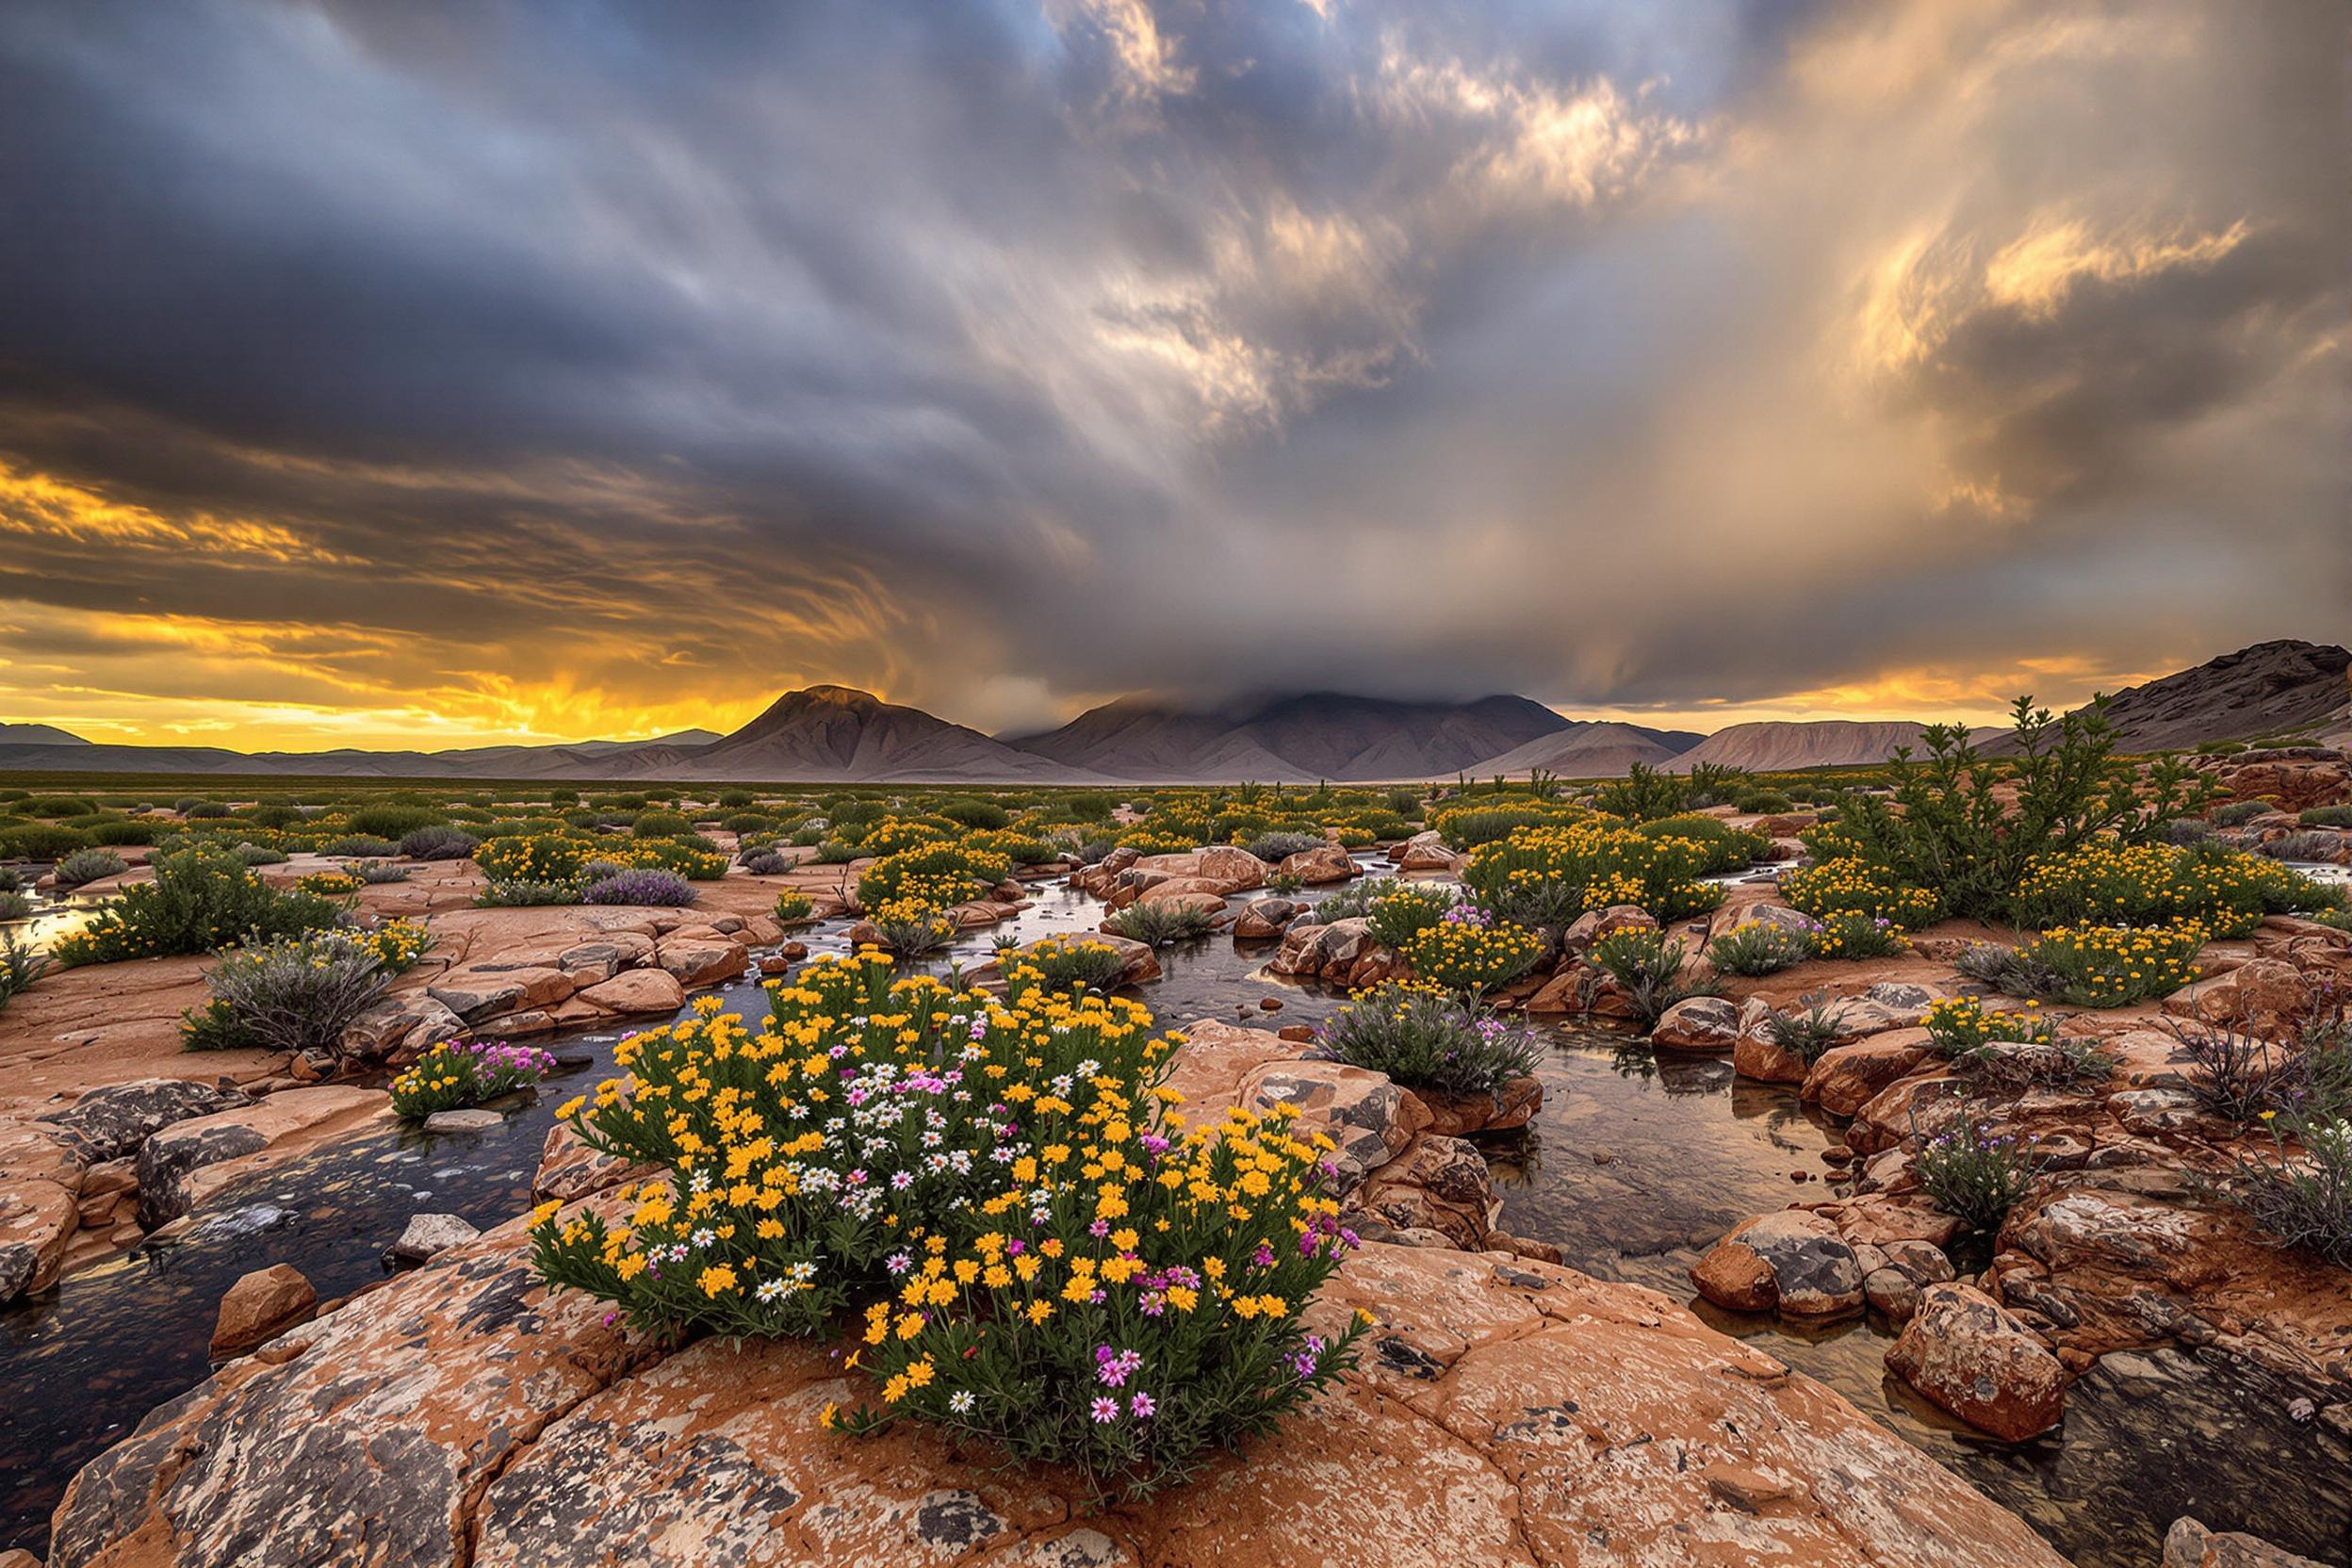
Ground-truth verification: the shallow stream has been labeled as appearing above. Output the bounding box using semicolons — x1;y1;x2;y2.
3;868;2345;1564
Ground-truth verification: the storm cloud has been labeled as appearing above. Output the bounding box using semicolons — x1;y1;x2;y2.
0;0;2342;744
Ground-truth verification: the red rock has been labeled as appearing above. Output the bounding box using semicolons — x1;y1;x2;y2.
1802;1030;1934;1117
1690;1237;1778;1311
210;1263;318;1358
1886;1282;2066;1442
575;969;687;1016
1650;995;1740;1051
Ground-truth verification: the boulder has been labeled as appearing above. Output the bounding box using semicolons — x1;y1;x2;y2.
1886;1282;2066;1442
653;929;749;988
1691;1211;1864;1316
1561;904;1657;954
390;1212;481;1264
1276;843;1357;885
1232;898;1300;939
1236;1061;1429;1185
1650;995;1740;1051
1354;1135;1496;1250
2163;959;2311;1037
576;969;688;1016
210;1263;318;1357
40;1079;251;1163
2163;1516;2333;1568
1395;831;1458;872
1267;919;1373;980
1801;1030;1935;1117
341;992;467;1063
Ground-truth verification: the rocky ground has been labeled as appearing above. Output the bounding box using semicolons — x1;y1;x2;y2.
43;1019;2072;1568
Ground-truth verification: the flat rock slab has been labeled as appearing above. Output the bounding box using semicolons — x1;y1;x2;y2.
422;1109;506;1135
390;1212;481;1264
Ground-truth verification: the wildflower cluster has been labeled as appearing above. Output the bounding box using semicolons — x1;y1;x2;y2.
1780;858;1941;929
294;868;367;896
351;918;434;974
1461;821;1723;929
1361;883;1461;952
1015;938;1131;995
857;843;1013;914
391;1037;559;1118
772;889;815;923
1914;1110;2038;1233
1706;919;1814;976
1407;915;1544;997
1805;910;1911;959
1922;997;2055;1058
2013;843;2300;939
530;954;1360;1498
2018;920;2206;1007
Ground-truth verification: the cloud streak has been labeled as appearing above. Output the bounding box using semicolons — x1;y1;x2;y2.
0;0;2340;745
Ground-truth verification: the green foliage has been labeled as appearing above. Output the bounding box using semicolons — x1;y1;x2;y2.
2017;921;2206;1006
54;845;344;966
0;824;91;859
1585;929;1722;1030
1011;937;1133;994
1104;900;1218;947
1361;883;1460;952
400;825;481;860
1706;919;1813;976
52;847;128;889
345;804;447;840
391;1039;557;1118
85;819;158;846
938;798;1012;831
1590;762;1690;822
0;931;48;1013
630;809;696;839
1318;981;1543;1098
2298;806;2352;828
1914;1111;2037;1233
1757;996;1850;1065
321;834;400;858
1826;696;2213;923
2208;800;2268;827
772;889;815;923
180;926;419;1054
475;878;582;907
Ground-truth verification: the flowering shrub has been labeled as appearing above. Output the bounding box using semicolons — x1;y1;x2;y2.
51;847;128;890
1922;997;2055;1058
581;868;698;906
1407;911;1544;996
773;889;814;923
1627;814;1770;874
295;868;366;896
1780;858;1941;929
2218;1112;2352;1266
2012;843;2300;939
1113;828;1200;857
610;839;729;881
874;898;958;956
1432;804;1571;850
1707;920;1813;976
1361;883;1460;952
1806;910;1910;959
1318;980;1543;1098
475;833;593;886
353;918;434;973
858;844;1012;913
55;844;343;966
2018;921;2206;1007
1462;822;1722;929
391;1037;558;1118
1915;1111;2037;1233
856;816;952;858
1104;901;1218;947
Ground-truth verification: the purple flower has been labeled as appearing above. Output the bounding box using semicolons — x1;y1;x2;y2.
1090;1397;1119;1423
1129;1391;1155;1419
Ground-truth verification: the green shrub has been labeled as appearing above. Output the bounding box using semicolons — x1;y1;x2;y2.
180;928;408;1054
400;825;480;860
1104;901;1218;947
1244;831;1325;863
630;809;696;839
21;794;96;818
2217;1113;2352;1267
182;801;233;819
858;845;1011;912
1806;910;1911;959
1707;919;1813;976
345;804;447;840
1318;980;1543;1098
772;889;814;923
1733;791;1794;815
231;842;287;866
2299;806;2352;828
1825;696;2213;923
1585;929;1721;1029
938;799;1012;831
2210;801;2268;827
1756;996;1849;1065
0;931;48;1013
1915;1112;2037;1233
1433;805;1560;850
529;959;1360;1502
0;824;91;859
83;819;156;846
53;847;128;890
1461;821;1723;928
476;878;584;907
322;834;400;858
2012;842;2295;939
54;846;343;966
1921;997;2056;1058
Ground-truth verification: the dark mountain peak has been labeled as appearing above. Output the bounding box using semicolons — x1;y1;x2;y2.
728;684;896;740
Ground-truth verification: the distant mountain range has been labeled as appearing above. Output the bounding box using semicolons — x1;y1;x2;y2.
3;640;2342;785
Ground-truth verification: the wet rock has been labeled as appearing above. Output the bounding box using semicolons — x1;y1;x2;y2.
575;968;687;1015
1560;903;1657;954
1886;1282;2066;1442
654;928;750;988
423;1108;506;1134
1231;897;1299;939
1238;1061;1428;1181
1267;918;1372;980
390;1212;481;1264
138;1086;395;1229
1690;1234;1779;1311
1692;1210;1864;1316
1801;1030;1934;1117
1394;831;1459;872
2163;1516;2334;1568
1413;1075;1542;1137
40;1078;252;1163
210;1263;318;1358
1650;994;1740;1051
1355;1135;1496;1249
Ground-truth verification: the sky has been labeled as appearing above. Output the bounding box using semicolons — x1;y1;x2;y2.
0;0;2344;750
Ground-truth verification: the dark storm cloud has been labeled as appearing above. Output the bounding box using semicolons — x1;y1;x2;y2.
0;0;2341;741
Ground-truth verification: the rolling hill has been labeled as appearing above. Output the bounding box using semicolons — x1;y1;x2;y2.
1005;693;1571;781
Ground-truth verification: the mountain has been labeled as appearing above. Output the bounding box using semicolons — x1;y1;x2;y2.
1460;721;1706;779
675;686;1096;783
1667;720;1934;773
2037;639;2349;753
1006;693;1571;781
0;723;89;745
